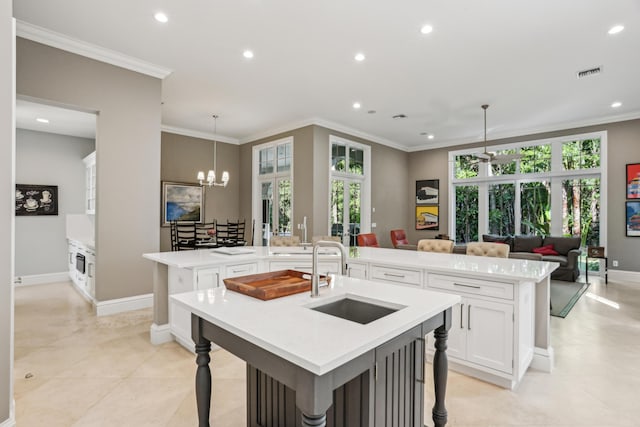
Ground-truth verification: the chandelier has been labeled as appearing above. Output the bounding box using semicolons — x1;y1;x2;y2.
197;115;229;187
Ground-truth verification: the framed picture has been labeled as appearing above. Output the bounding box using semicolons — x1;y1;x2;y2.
626;163;640;199
15;184;58;216
626;201;640;237
161;181;204;227
416;205;439;230
416;179;439;204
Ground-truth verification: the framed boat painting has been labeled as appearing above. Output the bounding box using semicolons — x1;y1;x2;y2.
161;181;204;227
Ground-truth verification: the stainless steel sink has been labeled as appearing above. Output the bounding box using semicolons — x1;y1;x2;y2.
309;296;404;324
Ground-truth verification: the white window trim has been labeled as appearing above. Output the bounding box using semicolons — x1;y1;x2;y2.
328;135;371;236
448;131;607;248
252;137;294;245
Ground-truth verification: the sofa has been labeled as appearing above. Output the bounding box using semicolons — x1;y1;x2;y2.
484;234;581;281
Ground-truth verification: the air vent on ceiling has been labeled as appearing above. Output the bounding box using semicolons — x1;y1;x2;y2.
392;114;407;119
577;66;602;79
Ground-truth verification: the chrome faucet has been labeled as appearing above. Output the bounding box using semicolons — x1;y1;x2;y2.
311;240;347;297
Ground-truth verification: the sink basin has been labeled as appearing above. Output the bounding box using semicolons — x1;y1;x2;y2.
309;296;404;324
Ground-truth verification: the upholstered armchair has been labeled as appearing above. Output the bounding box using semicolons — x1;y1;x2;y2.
357;233;380;247
390;229;417;250
417;239;454;253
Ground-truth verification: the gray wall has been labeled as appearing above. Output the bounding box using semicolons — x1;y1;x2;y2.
239;125;410;248
407;118;640;273
160;132;241;251
1;1;13;423
15;129;94;276
17;38;162;301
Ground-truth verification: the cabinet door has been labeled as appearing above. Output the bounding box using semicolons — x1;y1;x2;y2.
347;262;368;279
195;267;220;290
443;301;466;360
466;298;514;374
86;253;95;298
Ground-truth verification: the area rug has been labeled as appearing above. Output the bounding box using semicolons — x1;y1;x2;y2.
550;280;589;318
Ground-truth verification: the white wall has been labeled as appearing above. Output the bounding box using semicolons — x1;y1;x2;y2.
0;1;14;424
15;129;94;277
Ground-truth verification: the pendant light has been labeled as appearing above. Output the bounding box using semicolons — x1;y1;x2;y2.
197;115;229;187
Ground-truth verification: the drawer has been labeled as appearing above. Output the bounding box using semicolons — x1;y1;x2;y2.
428;273;514;300
370;264;422;286
268;261;339;274
225;262;259;278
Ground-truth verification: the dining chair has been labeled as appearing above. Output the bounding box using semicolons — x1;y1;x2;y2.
390;229;409;248
417;239;454;253
269;235;301;246
174;221;197;250
466;241;510;258
195;221;218;249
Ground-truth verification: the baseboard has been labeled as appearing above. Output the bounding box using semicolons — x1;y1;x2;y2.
608;269;640;284
95;293;153;317
150;323;173;345
530;346;554;373
13;271;68;286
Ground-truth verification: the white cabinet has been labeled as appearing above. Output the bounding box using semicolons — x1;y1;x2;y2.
195;267;221;290
83;151;96;215
426;273;534;389
85;248;96;298
369;264;422;287
347;261;368;279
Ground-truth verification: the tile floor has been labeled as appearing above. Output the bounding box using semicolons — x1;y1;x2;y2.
13;276;640;426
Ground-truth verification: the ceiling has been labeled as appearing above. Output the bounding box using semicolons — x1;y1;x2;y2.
12;0;640;151
16;99;96;139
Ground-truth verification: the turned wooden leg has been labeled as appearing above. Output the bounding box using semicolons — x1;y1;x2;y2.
195;340;212;427
432;325;449;427
301;412;327;427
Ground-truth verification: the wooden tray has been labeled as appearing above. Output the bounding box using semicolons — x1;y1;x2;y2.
223;269;330;301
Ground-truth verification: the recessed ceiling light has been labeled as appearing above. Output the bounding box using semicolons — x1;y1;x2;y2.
354;53;365;62
608;25;624;35
427;134;435;140
243;50;254;59
611;101;622;108
353;102;361;109
36;118;49;124
154;12;168;23
420;25;433;35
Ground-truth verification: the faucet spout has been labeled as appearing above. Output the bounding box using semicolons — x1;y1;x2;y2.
311;240;347;297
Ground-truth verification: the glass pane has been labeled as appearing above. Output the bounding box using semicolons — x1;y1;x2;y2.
520;144;551;173
562;138;601;170
455;155;478;179
332;144;346;172
278;179;292;235
259;147;275;175
488;183;515;235
489;149;517;176
277;143;291;173
455;185;478;243
349;182;361;245
261;182;273;245
562;178;600;245
330;179;344;237
349;147;364;175
520;181;551;235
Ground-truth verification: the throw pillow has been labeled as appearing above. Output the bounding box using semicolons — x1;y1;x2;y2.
532;244;559;256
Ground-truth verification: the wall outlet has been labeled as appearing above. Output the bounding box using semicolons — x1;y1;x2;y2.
371;222;377;228
613;260;619;267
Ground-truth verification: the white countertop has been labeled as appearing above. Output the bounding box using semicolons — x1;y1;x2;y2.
171;275;460;375
144;246;557;282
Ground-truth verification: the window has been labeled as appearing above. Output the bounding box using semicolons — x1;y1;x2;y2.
450;133;606;258
253;137;293;245
329;136;370;246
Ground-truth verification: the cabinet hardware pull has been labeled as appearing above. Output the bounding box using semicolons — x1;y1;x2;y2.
416;337;425;383
383;272;405;278
454;283;481;289
88;263;94;278
460;303;464;328
468;304;472;330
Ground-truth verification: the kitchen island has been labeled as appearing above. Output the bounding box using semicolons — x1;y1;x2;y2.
172;276;460;427
143;246;558;389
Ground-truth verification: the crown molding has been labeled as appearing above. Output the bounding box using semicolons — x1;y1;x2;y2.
407;110;640;152
240;117;409;152
161;125;239;145
16;20;172;79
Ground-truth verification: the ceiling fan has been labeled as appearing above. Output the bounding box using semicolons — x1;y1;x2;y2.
474;104;521;165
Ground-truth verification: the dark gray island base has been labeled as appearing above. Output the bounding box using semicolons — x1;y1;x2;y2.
191;308;452;427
